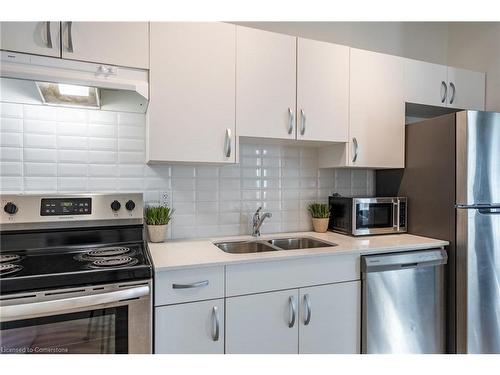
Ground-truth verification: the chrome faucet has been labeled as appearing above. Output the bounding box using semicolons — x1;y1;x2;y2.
252;207;272;237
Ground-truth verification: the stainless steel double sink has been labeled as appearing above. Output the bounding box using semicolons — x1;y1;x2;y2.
215;237;337;254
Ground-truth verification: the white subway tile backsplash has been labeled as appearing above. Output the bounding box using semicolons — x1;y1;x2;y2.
88;151;115;164
24;120;55;134
58;164;88;177
56;108;88;123
1;103;23;118
24;177;57;192
118;112;145;126
88;164;117;177
0;176;22;191
57;135;87;150
2;104;375;240
1;118;22;132
89;137;116;151
0;162;22;176
23;105;56;121
88;124;116;138
2;133;23;147
58;177;88;192
89;111;117;124
58;150;88;163
57;122;87;136
24;163;57;177
1;147;22;162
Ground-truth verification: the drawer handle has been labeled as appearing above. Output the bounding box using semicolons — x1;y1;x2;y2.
172;280;209;289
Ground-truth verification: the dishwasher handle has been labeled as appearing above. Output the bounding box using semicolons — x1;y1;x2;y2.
362;249;447;273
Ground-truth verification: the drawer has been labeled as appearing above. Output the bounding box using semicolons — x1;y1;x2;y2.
155;266;224;306
226;254;359;297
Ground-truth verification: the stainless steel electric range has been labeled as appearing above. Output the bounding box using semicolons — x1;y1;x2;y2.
0;194;152;354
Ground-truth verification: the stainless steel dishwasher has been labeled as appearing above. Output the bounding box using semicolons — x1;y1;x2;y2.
361;249;447;354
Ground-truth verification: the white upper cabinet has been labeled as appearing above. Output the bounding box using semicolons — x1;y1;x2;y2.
299;281;360;354
296;38;349;142
148;22;236;164
0;22;61;57
236;26;296;140
349;48;405;168
404;59;448;107
60;22;149;69
404;58;485;111
447;67;485;110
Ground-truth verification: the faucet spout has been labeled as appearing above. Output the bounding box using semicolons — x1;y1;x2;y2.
252;207;272;237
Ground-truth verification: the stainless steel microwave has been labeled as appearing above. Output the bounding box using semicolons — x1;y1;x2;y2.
328;196;407;236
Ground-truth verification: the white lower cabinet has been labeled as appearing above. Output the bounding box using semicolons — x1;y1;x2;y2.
225;281;361;354
299;281;360;354
155;299;224;354
225;289;299;354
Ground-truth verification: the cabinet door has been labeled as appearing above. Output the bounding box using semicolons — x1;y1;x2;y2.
404;58;448;107
299;281;360;354
148;22;236;164
60;22;149;69
0;22;60;57
349;48;405;168
236;26;296;140
226;289;299;354
447;67;485;110
296;38;349;142
155;299;224;354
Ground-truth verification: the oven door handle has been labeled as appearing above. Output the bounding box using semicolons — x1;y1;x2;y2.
0;285;150;321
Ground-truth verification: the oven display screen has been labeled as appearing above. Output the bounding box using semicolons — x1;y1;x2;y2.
40;198;92;216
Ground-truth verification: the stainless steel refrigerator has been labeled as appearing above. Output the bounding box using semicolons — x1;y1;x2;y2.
377;110;500;354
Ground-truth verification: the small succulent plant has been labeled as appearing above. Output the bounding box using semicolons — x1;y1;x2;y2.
308;202;330;219
144;206;174;226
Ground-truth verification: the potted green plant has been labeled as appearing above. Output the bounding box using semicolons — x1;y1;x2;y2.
308;202;330;233
144;206;174;243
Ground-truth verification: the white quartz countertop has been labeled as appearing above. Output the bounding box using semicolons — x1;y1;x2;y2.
148;231;449;271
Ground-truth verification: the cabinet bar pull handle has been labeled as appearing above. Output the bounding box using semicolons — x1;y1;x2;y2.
288;296;296;328
211;306;220;341
287;107;294;134
449;82;456;104
67;21;74;53
441;81;447;103
303;294;311;325
224;128;231;158
300;109;306;135
352;137;359;163
45;22;53;49
172;280;209;289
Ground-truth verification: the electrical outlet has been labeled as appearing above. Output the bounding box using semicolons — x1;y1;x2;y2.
160;192;170;208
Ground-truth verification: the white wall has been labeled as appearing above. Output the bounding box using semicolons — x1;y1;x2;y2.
235;22;450;64
0;102;374;240
447;22;500;111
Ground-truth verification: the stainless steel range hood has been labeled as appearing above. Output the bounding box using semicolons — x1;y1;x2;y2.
0;51;149;113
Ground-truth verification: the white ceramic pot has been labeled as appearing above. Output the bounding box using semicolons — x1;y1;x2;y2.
312;218;329;233
147;224;167;243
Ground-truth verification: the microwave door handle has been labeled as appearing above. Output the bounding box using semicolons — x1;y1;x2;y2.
393;201;399;231
396;199;400;231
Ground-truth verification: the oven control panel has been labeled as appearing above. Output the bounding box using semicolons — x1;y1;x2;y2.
0;194;143;227
41;198;92;216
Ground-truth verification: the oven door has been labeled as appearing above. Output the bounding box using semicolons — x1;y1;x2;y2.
0;281;151;354
353;198;400;235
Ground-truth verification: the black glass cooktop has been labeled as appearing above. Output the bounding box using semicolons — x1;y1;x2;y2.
0;226;152;295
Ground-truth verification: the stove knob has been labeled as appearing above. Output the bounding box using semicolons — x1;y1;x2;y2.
4;202;18;215
125;200;136;211
110;200;121;212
